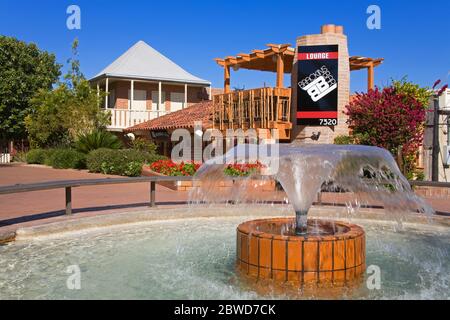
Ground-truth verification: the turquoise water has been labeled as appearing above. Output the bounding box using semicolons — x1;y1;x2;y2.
0;217;448;300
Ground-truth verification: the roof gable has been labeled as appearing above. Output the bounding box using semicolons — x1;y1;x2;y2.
92;41;210;85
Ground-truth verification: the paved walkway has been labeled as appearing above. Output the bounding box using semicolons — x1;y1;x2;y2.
0;164;449;237
0;164;191;234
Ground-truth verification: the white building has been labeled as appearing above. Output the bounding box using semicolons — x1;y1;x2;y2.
90;41;211;131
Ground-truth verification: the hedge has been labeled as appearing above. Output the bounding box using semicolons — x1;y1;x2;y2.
86;148;166;177
46;149;86;169
26;149;49;164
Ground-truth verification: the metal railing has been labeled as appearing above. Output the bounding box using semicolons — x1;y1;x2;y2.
409;180;450;188
0;177;448;217
0;176;194;216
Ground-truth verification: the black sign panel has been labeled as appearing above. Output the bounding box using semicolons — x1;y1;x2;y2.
296;45;339;126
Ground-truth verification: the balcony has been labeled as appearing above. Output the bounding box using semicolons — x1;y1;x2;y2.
104;109;168;131
212;87;292;140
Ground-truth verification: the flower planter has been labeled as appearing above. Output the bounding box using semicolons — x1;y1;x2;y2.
141;165;276;192
141;165;179;190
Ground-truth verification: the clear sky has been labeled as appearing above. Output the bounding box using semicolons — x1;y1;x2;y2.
1;0;449;92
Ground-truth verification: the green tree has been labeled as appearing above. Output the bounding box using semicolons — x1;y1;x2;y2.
392;77;432;108
0;36;61;141
25;39;109;148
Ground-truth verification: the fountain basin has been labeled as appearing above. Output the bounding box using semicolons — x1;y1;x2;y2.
237;218;365;284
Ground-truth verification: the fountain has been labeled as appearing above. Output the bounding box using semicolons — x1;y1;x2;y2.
193;143;433;285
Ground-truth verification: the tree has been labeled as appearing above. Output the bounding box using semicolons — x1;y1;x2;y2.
25;39;109;148
344;85;428;178
0;36;61;141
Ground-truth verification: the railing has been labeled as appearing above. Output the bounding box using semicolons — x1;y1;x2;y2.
0;176;194;216
0;144;10;164
409;180;450;188
105;109;169;130
213;87;292;139
1;176;448;218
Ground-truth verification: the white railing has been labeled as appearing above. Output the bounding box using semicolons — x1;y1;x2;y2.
105;109;169;130
0;153;10;164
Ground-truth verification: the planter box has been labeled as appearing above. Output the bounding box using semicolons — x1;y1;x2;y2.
141;165;179;190
414;186;450;199
141;165;276;192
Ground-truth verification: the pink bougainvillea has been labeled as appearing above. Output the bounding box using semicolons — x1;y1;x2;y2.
345;87;427;162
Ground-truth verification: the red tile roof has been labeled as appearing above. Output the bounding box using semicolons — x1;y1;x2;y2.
124;100;213;132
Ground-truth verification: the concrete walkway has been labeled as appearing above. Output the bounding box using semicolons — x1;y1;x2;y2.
0;164;449;238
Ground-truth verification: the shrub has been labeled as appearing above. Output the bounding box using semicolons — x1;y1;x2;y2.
26;149;48;164
131;137;157;153
345;86;427;177
47;149;86;169
74;130;122;154
12;151;27;163
414;170;425;181
334;135;355;145
43;148;58;166
86;148;166;177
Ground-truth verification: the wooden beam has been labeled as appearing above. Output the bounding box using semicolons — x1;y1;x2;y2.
224;65;231;93
276;53;284;88
158;81;162;113
214;58;225;66
368;62;374;91
184;83;188;109
130;80;134;110
105;78;109;109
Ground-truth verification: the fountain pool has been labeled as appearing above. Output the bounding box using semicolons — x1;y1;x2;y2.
0;208;448;300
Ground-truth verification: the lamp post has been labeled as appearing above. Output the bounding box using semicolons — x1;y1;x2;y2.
431;95;440;181
431;82;449;181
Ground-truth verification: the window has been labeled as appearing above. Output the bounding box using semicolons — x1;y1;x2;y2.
152;91;166;111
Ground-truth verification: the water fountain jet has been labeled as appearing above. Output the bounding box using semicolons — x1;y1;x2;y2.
192;144;433;285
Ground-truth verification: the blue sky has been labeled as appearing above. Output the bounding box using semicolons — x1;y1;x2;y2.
1;0;449;92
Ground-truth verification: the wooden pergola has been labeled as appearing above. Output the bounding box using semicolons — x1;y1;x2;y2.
214;44;384;93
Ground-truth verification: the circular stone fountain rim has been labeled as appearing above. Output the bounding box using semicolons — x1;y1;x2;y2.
11;205;449;242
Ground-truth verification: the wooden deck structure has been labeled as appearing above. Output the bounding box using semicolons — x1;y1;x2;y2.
213;43;383;140
213;87;292;140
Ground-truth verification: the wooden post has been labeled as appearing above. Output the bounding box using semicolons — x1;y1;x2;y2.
97;83;100;107
224;65;231;93
368;62;374;91
158;82;162;115
65;187;72;215
184;83;188;109
104;78;109;109
276;53;284;88
130;80;134;110
150;181;156;207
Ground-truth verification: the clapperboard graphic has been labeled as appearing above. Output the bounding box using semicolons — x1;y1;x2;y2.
297;45;339;126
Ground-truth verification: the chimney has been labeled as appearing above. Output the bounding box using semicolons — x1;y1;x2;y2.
321;24;344;34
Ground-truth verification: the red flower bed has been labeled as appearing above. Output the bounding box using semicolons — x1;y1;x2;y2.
149;160;200;176
148;159;265;177
224;162;264;177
